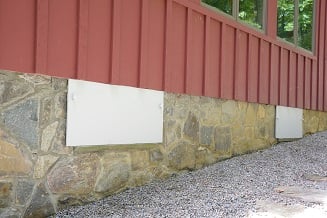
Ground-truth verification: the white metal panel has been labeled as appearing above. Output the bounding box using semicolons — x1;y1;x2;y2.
275;106;303;139
66;79;164;146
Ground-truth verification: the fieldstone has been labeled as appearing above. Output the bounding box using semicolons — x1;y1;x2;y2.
131;151;149;170
41;122;59;152
168;142;195;170
200;126;213;145
303;174;327;182
24;183;55;218
150;149;164;162
0;207;21;218
275;186;327;204
245;104;256;125
214;127;231;152
19;74;51;86
95;153;131;193
51;121;72;154
183;113;199;142
2;99;39;150
0;182;12;208
33;155;59;179
39;97;52;128
0;134;32;175
0;79;33;105
51;78;68;91
54;92;67;119
222;101;237;115
15;179;34;205
47;154;99;194
257;105;266;119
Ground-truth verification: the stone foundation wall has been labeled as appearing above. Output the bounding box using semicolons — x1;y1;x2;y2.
0;70;324;217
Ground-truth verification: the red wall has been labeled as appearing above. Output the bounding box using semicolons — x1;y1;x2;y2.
0;0;326;111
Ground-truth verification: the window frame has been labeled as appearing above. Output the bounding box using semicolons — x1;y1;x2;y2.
201;0;267;33
277;0;316;53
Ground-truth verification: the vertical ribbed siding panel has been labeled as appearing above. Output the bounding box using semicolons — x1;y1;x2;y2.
86;0;112;84
110;0;121;84
47;0;78;78
317;0;325;110
169;2;187;93
297;55;305;109
35;0;49;74
119;0;141;87
234;31;248;102
311;60;318;110
204;18;221;98
279;49;289;106
304;58;312;109
0;0;36;73
270;44;280;105
220;25;235;99
288;52;297;108
147;0;165;90
247;35;259;103
259;40;270;104
187;10;205;96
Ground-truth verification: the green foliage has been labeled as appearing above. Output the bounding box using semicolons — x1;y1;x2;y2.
278;0;313;50
202;0;233;15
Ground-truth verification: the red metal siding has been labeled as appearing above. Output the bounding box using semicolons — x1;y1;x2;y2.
0;0;327;111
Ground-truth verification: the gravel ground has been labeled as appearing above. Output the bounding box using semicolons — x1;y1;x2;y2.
53;132;327;218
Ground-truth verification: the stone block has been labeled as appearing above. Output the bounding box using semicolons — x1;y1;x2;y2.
183;112;199;142
0;79;33;106
0;133;32;175
54;92;67;119
15;179;34;206
168;142;195;170
0;182;12;208
131;150;149;170
222;100;237;115
214;127;231;152
51;78;67;91
150;149;163;162
2;99;39;150
200;126;213;146
39;97;52;128
95;152;131;193
41;122;59;152
0;207;21;218
33;155;59;179
24;183;55;218
47;154;99;194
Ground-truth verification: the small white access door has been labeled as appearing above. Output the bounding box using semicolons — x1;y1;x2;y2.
275;106;303;139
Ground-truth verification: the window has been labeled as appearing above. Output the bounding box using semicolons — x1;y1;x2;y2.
202;0;266;30
277;0;314;51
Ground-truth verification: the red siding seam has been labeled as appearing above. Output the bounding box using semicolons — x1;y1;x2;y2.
233;29;238;100
257;38;261;103
246;34;250;102
77;0;89;80
139;0;149;88
185;7;192;94
164;0;173;91
268;43;272;104
35;0;49;74
110;0;121;84
219;23;225;98
203;15;210;96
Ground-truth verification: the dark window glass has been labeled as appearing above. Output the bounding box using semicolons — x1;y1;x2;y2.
277;0;295;44
298;0;313;50
202;0;233;15
239;0;264;29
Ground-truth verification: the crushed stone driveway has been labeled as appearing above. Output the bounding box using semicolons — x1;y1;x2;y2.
53;132;327;218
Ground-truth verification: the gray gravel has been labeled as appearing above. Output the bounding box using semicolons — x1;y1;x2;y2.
53;132;327;217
